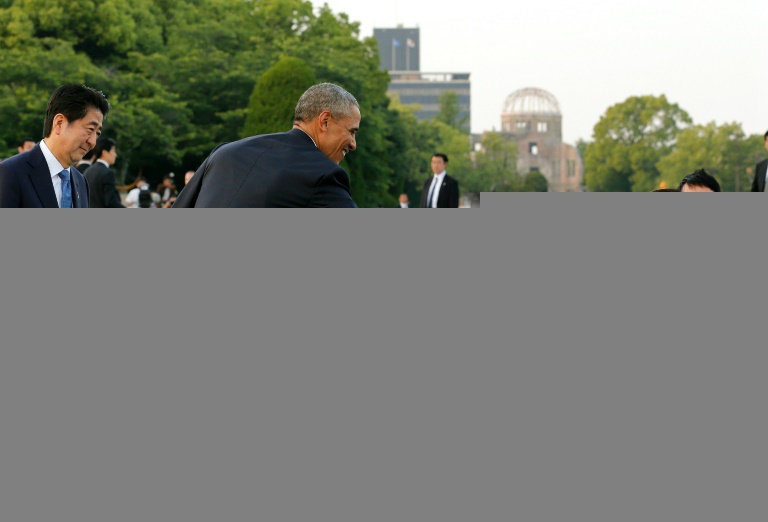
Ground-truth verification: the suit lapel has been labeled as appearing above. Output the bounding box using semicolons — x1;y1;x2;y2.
437;174;449;207
71;168;87;208
27;147;59;208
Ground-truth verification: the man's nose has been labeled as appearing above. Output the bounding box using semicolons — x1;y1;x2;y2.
349;137;356;151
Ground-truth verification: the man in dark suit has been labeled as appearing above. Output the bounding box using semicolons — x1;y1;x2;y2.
0;83;110;207
174;83;359;208
750;130;768;192
83;137;124;208
419;152;460;208
396;193;411;208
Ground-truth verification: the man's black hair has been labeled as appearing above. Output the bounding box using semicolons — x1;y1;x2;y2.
433;152;449;163
43;83;111;138
91;136;116;160
678;169;721;192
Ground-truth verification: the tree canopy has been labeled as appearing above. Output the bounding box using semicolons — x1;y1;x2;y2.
584;95;692;192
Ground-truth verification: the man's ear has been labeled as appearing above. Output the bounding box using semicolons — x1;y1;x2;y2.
52;114;68;135
318;110;332;131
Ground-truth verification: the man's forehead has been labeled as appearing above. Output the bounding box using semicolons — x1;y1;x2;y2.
77;108;104;127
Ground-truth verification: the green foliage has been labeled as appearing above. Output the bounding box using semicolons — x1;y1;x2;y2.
657;122;762;192
584;95;691;192
0;0;405;198
436;90;468;132
523;171;548;192
242;57;316;137
464;132;521;192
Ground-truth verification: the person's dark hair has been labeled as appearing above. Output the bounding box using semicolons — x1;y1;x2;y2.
764;130;768;140
294;83;359;123
678;169;721;192
652;188;679;192
81;147;96;162
18;137;35;148
43;83;111;138
433;152;449;163
91;136;116;160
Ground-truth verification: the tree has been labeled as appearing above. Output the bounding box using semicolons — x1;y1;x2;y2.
657;122;764;192
436;90;468;132
242;57;316;137
0;0;425;205
464;132;521;192
523;171;548;192
584;95;691;192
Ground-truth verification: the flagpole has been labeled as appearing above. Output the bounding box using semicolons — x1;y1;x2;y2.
406;44;410;71
392;38;395;70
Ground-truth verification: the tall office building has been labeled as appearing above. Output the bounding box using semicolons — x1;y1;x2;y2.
374;27;420;71
374;27;471;133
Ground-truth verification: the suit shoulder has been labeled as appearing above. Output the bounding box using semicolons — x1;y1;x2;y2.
0;152;30;174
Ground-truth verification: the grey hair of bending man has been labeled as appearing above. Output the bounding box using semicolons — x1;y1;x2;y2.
294;83;360;123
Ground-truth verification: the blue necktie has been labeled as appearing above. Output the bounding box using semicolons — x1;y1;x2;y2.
426;177;438;208
59;169;72;208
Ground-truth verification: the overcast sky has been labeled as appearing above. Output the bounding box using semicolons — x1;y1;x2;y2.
319;0;766;145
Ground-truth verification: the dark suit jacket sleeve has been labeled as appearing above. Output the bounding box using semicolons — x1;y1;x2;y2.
0;161;21;207
752;161;765;192
419;178;430;208
310;168;357;207
104;170;124;208
78;170;90;208
448;177;459;208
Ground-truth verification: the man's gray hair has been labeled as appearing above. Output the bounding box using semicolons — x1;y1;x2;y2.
294;83;359;123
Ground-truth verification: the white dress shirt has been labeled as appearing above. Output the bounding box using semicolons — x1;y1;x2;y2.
39;139;67;207
427;170;446;208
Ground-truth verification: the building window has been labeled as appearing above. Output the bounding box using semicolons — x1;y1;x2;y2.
529;142;538;156
516;121;528;130
537;122;548;133
530;167;540;173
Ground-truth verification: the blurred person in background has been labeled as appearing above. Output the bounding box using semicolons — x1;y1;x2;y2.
83;137;124;208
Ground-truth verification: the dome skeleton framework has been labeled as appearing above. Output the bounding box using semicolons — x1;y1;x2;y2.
502;87;561;115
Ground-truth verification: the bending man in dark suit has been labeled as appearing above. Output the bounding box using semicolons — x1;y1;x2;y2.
84;137;125;208
0;83;110;208
750;130;768;192
419;152;460;208
174;82;360;208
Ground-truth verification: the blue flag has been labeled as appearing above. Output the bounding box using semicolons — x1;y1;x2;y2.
393;38;400;48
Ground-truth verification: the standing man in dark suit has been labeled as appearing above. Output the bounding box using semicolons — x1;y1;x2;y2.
84;137;125;208
174;83;359;208
0;83;110;208
419;153;460;208
750;130;768;192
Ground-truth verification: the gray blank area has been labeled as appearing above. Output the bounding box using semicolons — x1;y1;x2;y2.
1;196;766;522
